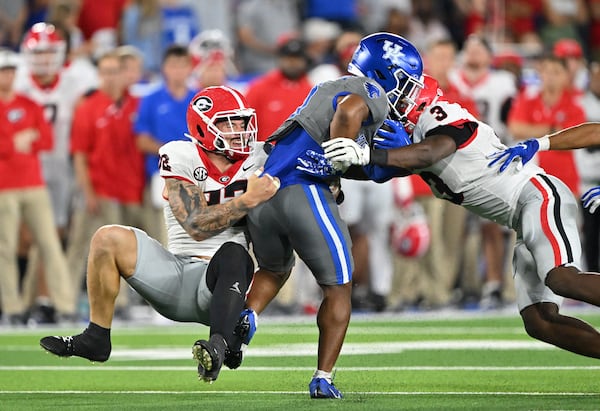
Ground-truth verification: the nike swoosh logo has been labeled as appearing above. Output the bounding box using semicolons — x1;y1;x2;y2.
242;163;255;172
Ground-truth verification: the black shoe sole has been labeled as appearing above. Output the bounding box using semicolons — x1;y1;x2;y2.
192;340;222;383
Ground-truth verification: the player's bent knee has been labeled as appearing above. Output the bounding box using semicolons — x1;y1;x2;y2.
521;312;548;340
91;225;132;251
520;304;559;341
545;266;579;297
209;242;254;283
89;225;138;273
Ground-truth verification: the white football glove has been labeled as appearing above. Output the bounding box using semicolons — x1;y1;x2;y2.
322;137;371;166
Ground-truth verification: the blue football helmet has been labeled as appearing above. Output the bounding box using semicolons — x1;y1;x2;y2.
347;32;424;121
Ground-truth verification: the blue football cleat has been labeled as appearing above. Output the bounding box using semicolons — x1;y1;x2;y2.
236;308;257;346
309;377;343;399
223;309;258;370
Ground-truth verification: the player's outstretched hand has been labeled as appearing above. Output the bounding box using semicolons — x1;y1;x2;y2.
322;137;370;166
487;139;540;173
296;150;343;177
582;186;600;213
244;169;279;207
374;119;412;149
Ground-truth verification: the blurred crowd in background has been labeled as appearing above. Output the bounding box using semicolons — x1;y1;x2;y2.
1;0;599;326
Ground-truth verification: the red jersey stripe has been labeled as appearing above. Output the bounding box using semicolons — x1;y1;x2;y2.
531;177;561;266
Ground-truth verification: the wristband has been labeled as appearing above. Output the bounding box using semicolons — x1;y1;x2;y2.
370;149;388;166
536;135;550;151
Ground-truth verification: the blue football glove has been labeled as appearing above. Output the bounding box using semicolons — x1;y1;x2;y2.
582;186;600;213
374;119;412;150
487;138;540;173
296;150;340;177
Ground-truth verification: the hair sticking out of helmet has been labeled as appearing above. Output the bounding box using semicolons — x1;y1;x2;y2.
402;74;443;134
20;22;66;76
347;32;424;121
186;86;257;162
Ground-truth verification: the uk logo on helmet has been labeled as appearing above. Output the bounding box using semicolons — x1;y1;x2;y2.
382;41;406;66
192;96;213;113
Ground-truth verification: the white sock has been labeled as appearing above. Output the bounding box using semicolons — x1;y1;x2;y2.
313;369;332;383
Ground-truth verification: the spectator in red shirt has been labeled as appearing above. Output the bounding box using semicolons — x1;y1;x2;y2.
77;0;127;60
66;49;145;310
553;38;587;93
508;53;586;195
0;48;76;325
245;38;313;141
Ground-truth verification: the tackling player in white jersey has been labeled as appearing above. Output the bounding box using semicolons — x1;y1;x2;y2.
315;75;600;360
487;122;600;214
40;86;279;383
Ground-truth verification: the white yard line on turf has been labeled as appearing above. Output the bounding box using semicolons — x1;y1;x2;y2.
2;365;600;371
0;390;598;396
4;339;557;358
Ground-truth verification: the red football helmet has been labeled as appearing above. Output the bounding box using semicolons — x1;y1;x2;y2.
390;201;430;258
189;30;234;67
20;22;66;76
186;86;257;161
401;74;443;134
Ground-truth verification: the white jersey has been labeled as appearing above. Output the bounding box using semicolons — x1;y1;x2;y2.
159;140;267;257
412;100;543;227
14;58;98;163
449;69;516;143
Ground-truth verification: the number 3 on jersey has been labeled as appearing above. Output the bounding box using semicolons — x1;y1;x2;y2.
430;105;447;121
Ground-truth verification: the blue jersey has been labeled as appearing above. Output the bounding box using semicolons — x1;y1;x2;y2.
161;6;199;52
264;76;388;189
134;85;197;178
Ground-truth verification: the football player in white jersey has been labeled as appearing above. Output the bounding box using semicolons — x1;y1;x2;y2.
487;121;600;214
314;75;600;360
15;22;98;232
40;86;280;383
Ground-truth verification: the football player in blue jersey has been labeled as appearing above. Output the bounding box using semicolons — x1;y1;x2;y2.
303;72;600;365
243;32;423;399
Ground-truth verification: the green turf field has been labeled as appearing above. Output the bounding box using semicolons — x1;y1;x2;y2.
2;309;600;410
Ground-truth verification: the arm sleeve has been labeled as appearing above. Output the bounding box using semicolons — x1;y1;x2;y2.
344;164;411;183
425;121;478;147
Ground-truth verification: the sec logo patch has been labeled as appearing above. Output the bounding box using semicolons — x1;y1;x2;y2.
194;167;208;181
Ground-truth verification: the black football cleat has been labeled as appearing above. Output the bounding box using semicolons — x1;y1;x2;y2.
223;348;243;370
40;335;111;362
192;334;226;383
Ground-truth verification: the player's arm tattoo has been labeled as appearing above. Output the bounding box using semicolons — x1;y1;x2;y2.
165;178;250;241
